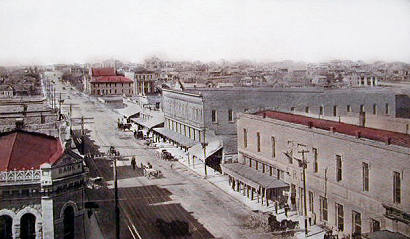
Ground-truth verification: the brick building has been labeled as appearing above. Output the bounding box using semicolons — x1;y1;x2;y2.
88;67;133;96
230;111;409;238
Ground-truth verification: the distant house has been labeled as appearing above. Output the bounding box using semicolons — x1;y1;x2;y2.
88;67;134;96
0;85;14;98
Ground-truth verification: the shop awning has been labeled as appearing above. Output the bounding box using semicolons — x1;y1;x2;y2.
116;104;141;118
221;163;289;190
131;117;164;130
152;128;197;148
188;139;222;161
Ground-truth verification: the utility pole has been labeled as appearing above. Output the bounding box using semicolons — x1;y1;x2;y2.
110;147;120;239
201;129;208;178
298;149;309;237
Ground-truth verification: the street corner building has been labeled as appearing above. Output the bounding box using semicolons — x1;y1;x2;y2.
226;110;410;239
87;67;134;96
0;130;87;239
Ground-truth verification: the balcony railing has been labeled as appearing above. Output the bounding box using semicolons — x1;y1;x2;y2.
0;169;41;184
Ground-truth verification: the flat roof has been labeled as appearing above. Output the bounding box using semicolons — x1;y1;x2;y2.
255;110;410;148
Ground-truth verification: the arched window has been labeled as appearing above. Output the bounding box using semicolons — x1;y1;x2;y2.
0;215;13;239
20;213;36;239
63;206;75;239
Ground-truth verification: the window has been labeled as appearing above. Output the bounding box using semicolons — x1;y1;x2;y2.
336;203;344;231
271;136;276;158
256;132;261;152
370;219;380;232
336;155;342;181
313;148;318;173
360;105;365;113
347;105;352;112
373;104;377;115
352;211;361;235
320;196;328;221
243;129;247;148
305;106;309;113
363;162;369;192
319;106;324;115
309;191;314;213
228;109;233;121
291;107;295;112
393;171;401;203
212;110;217;123
333;105;337;116
385;103;389;115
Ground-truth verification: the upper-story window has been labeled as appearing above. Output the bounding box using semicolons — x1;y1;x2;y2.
336;155;342;182
271;136;276;158
362;162;369;192
305;106;309;113
385;103;389;115
212;110;217;123
319;106;324;116
228;109;233;122
373;104;377;115
256;132;261;152
333;105;337;116
313;148;318;173
347;105;352;112
393;171;401;204
360;105;365;113
243;128;247;148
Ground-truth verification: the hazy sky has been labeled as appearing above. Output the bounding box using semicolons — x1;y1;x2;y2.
0;0;409;65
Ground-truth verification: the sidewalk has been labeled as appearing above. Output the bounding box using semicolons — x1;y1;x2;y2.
155;141;327;238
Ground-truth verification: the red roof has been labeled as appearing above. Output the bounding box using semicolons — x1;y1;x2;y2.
90;76;133;83
256;111;410;148
91;67;116;77
0;130;64;171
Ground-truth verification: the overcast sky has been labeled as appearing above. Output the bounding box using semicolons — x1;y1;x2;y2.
0;0;409;65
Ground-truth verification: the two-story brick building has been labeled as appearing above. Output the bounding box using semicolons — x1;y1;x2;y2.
88;67;133;96
228;111;409;238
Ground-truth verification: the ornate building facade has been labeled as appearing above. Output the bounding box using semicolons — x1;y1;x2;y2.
0;130;86;239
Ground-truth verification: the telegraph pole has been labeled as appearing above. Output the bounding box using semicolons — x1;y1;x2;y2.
110;147;120;239
202;129;208;178
298;149;309;237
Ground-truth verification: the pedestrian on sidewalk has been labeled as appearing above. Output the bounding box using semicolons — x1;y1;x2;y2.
131;157;136;171
170;163;174;169
284;203;289;217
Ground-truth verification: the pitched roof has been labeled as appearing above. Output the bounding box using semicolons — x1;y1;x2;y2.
91;67;116;77
256;110;410;148
90;76;133;83
0;130;64;171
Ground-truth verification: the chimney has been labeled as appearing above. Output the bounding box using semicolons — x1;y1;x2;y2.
359;111;366;127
